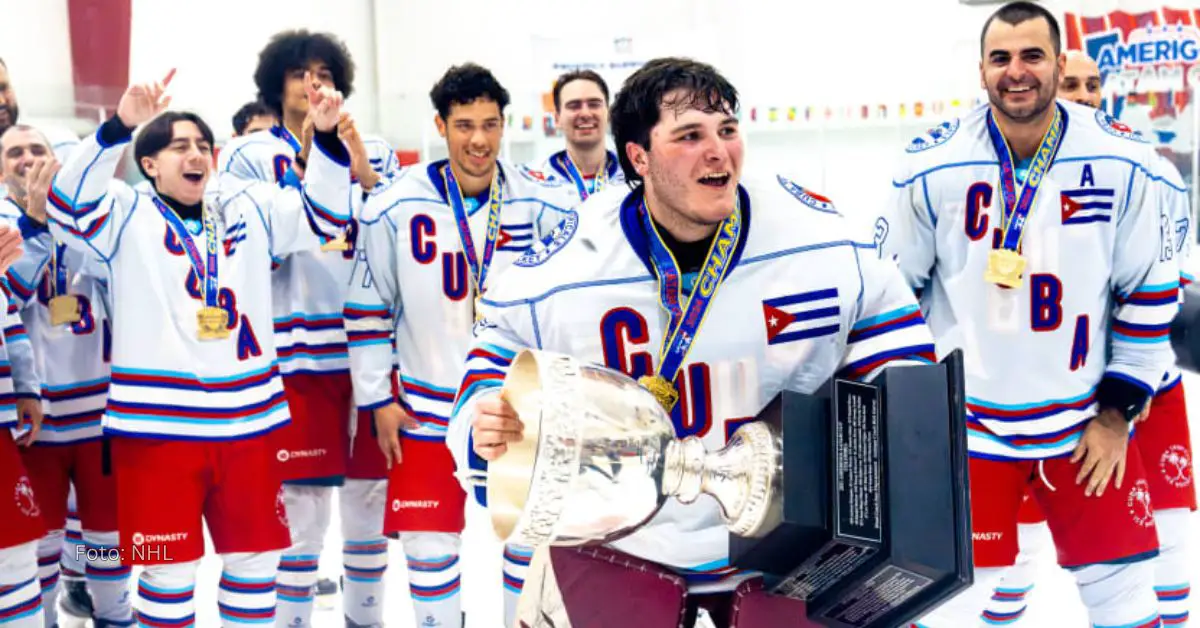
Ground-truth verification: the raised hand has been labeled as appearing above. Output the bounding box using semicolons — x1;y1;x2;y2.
24;157;61;224
305;71;344;133
117;68;176;128
338;113;379;189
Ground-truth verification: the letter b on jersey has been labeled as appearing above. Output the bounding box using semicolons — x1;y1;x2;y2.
1030;274;1062;332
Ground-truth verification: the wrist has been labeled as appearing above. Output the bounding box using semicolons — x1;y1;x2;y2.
1096;374;1151;423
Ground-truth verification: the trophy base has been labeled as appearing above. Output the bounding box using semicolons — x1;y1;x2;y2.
730;352;972;628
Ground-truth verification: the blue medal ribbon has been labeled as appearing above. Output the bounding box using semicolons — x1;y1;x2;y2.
556;152;608;201
641;197;742;386
985;104;1066;252
444;165;504;297
53;243;69;296
153;197;220;311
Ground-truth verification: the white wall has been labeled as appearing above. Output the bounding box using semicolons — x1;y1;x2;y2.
6;0;1166;217
128;0;379;139
0;0;77;122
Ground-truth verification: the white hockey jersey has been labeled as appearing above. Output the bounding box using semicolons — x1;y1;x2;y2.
447;175;935;591
0;289;22;429
3;203;111;444
46;120;352;440
536;148;626;202
345;160;576;443
880;100;1177;461
0;202;46;404
1155;154;1191;395
218;126;401;378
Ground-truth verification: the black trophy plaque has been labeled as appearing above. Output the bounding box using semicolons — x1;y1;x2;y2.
1170;283;1200;372
729;351;972;628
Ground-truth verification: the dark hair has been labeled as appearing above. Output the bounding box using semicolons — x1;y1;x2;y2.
981;1;1062;56
429;63;510;120
552;70;610;111
231;100;276;135
610;57;739;184
133;112;215;180
253;30;355;117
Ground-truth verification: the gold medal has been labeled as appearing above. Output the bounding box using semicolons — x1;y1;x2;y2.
474;296;484;322
638;374;680;412
984;248;1027;289
320;231;349;252
48;295;81;326
197;306;231;340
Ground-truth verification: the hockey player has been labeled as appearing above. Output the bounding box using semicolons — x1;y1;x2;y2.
880;4;1176;626
46;70;353;627
984;48;1197;627
538;70;624;201
446;56;936;626
231;101;279;138
0;222;46;628
218;29;400;628
349;62;576;628
0;125;133;627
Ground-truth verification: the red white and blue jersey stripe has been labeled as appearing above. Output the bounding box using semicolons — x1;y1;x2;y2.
46;119;352;440
882;101;1178;460
448;174;933;592
0;289;20;428
348;160;575;442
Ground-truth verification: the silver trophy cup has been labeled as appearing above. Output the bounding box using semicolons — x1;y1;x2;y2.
481;349;783;548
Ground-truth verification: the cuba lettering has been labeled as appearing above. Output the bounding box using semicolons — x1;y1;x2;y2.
409;214;471;302
183;269;261;360
599;307;714;439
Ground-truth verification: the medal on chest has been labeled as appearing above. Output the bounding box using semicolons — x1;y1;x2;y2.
154;197;230;340
47;243;81;326
638;196;743;412
444;164;504;323
983;105;1065;289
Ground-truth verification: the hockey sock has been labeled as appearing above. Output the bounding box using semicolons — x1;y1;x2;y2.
35;530;62;627
340;479;387;628
83;530;133;625
1073;560;1160;628
276;485;332;628
220;551;283;627
981;522;1053;625
401;532;462;628
0;540;45;627
503;543;534;627
60;490;86;579
136;560;199;628
1153;508;1191;626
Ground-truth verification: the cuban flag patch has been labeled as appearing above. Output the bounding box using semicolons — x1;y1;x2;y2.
1060;187;1115;225
763;288;840;345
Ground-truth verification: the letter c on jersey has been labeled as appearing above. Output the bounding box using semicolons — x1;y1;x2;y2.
965;182;992;242
600;307;653;379
410;214;437;264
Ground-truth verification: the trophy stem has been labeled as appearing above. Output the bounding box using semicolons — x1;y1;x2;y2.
662;437;706;504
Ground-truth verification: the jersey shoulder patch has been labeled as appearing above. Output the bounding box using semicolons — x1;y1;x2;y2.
1095;109;1148;143
514;163;565;187
905;119;960;153
514;210;579;267
777;175;838;214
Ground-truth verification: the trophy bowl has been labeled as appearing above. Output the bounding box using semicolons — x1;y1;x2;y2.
486;349;782;548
